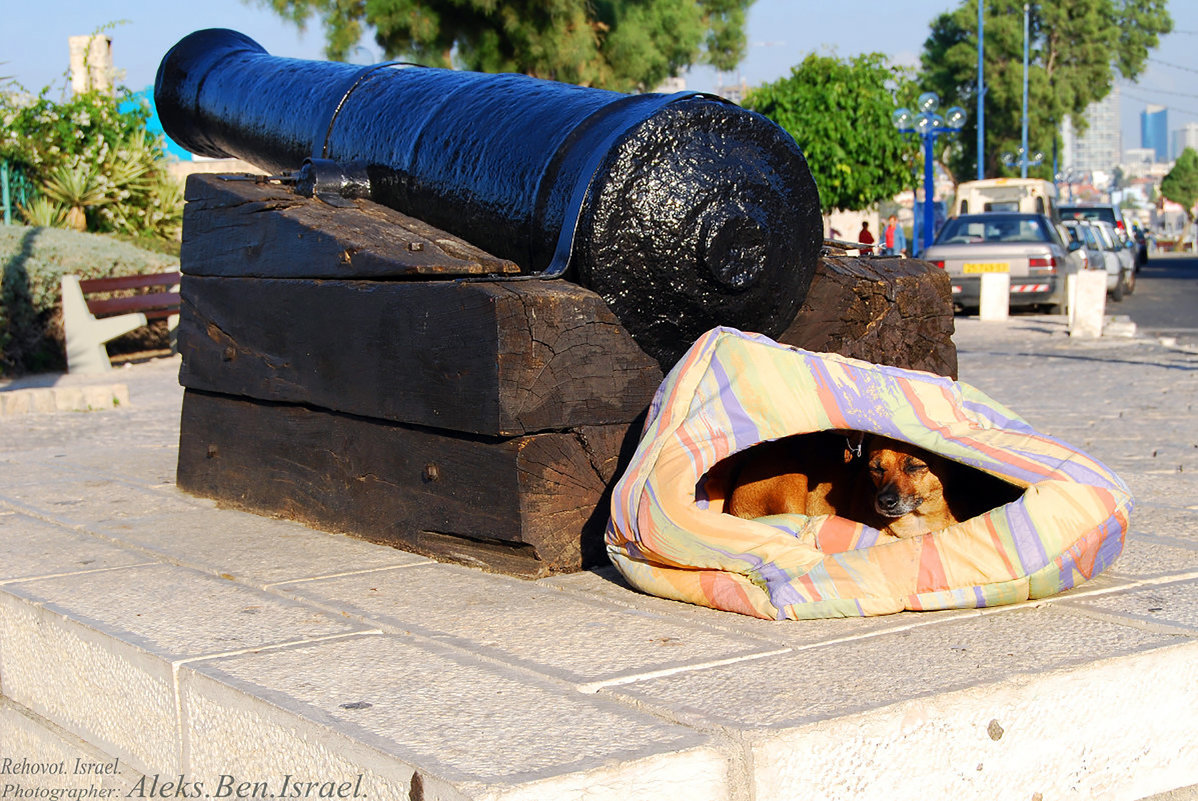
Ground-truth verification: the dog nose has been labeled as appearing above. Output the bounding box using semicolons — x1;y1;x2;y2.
877;488;902;513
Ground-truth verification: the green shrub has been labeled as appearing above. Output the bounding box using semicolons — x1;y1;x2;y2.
0;224;178;375
1;87;183;243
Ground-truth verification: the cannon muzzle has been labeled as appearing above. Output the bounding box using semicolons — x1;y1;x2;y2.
155;29;822;366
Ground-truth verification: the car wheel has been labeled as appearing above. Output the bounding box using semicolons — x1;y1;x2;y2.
1111;274;1125;302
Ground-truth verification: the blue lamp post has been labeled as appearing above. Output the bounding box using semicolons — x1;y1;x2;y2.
1002;147;1044;175
893;93;966;255
1020;2;1031;178
977;0;985;181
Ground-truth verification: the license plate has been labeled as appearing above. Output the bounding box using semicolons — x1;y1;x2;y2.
962;262;1010;274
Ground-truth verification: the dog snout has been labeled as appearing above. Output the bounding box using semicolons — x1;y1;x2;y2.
875;485;920;518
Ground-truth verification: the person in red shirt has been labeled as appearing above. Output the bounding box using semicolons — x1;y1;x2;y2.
858;221;875;252
882;214;906;256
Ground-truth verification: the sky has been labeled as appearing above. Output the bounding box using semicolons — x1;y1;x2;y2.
3;0;1197;154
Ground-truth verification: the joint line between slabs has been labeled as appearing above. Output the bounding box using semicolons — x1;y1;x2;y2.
263;561;438;589
576;647;792;694
173;629;386;667
0;561;161;586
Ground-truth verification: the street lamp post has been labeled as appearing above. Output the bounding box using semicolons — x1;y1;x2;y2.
893;93;966;255
1002;147;1044;176
1020;2;1031;178
977;0;985;180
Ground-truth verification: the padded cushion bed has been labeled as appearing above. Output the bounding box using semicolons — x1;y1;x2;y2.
605;327;1132;619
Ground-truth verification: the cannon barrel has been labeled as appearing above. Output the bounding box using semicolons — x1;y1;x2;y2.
155;29;822;365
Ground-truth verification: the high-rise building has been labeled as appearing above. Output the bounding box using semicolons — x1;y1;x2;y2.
1141;104;1168;161
1061;86;1122;175
1174;122;1198;160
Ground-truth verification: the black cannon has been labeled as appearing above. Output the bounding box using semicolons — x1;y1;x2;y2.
155;28;822;365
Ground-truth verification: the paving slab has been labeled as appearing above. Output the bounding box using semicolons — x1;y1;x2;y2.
602;607;1198;800
46;443;181;488
1064;577;1198;634
86;506;433;587
1099;531;1198;581
0;475;211;529
0;454;90;489
275;562;787;689
0;562;373;774
181;635;730;801
0;511;153;580
601;605;1189;729
1130;503;1198;538
540;565;983;649
742;641;1198;801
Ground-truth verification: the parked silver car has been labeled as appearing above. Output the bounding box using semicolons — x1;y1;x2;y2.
1091;219;1136;301
924;213;1086;314
1060;219;1105;273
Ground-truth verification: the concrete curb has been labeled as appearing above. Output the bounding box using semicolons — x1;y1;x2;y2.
0;383;129;416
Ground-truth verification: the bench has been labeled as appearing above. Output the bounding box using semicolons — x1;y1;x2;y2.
61;271;181;374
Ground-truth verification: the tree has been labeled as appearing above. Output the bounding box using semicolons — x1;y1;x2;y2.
255;0;751;92
1161;147;1198;225
919;0;1171;181
743;53;920;214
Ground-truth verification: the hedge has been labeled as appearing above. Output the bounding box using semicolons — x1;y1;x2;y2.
1;224;179;375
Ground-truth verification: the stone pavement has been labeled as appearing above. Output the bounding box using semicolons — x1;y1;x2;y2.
1;319;1196;801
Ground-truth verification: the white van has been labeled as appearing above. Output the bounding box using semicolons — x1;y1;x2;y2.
952;178;1058;220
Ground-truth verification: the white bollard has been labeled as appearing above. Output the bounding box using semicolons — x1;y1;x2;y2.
1069;270;1107;338
978;272;1011;321
1066;273;1077;325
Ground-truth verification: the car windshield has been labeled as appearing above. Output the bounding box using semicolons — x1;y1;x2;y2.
1061;207;1116;225
936;216;1051;245
1064;222;1099;248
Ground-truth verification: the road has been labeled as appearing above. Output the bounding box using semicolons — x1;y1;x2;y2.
1118;252;1198;347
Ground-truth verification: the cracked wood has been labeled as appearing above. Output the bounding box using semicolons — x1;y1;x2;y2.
181;173;520;279
178;276;662;437
777;253;958;379
177;390;635;575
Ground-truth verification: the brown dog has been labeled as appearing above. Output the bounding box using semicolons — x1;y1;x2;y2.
726;432;1007;541
860;436;959;538
725;431;861;519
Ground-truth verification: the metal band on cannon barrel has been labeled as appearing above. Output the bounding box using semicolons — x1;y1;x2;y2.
155;28;823;366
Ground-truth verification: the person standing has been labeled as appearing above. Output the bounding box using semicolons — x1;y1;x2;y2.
883;214;907;256
857;221;875;252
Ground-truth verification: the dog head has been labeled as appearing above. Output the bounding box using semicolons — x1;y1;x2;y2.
864;436;949;521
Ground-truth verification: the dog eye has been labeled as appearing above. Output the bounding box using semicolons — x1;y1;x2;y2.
905;462;927;473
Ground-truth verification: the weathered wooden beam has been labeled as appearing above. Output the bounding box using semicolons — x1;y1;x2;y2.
177;276;663;437
778;252;958;379
182;173;521;279
177;390;638;576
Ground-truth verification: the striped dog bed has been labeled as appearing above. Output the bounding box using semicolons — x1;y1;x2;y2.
605;327;1132;619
